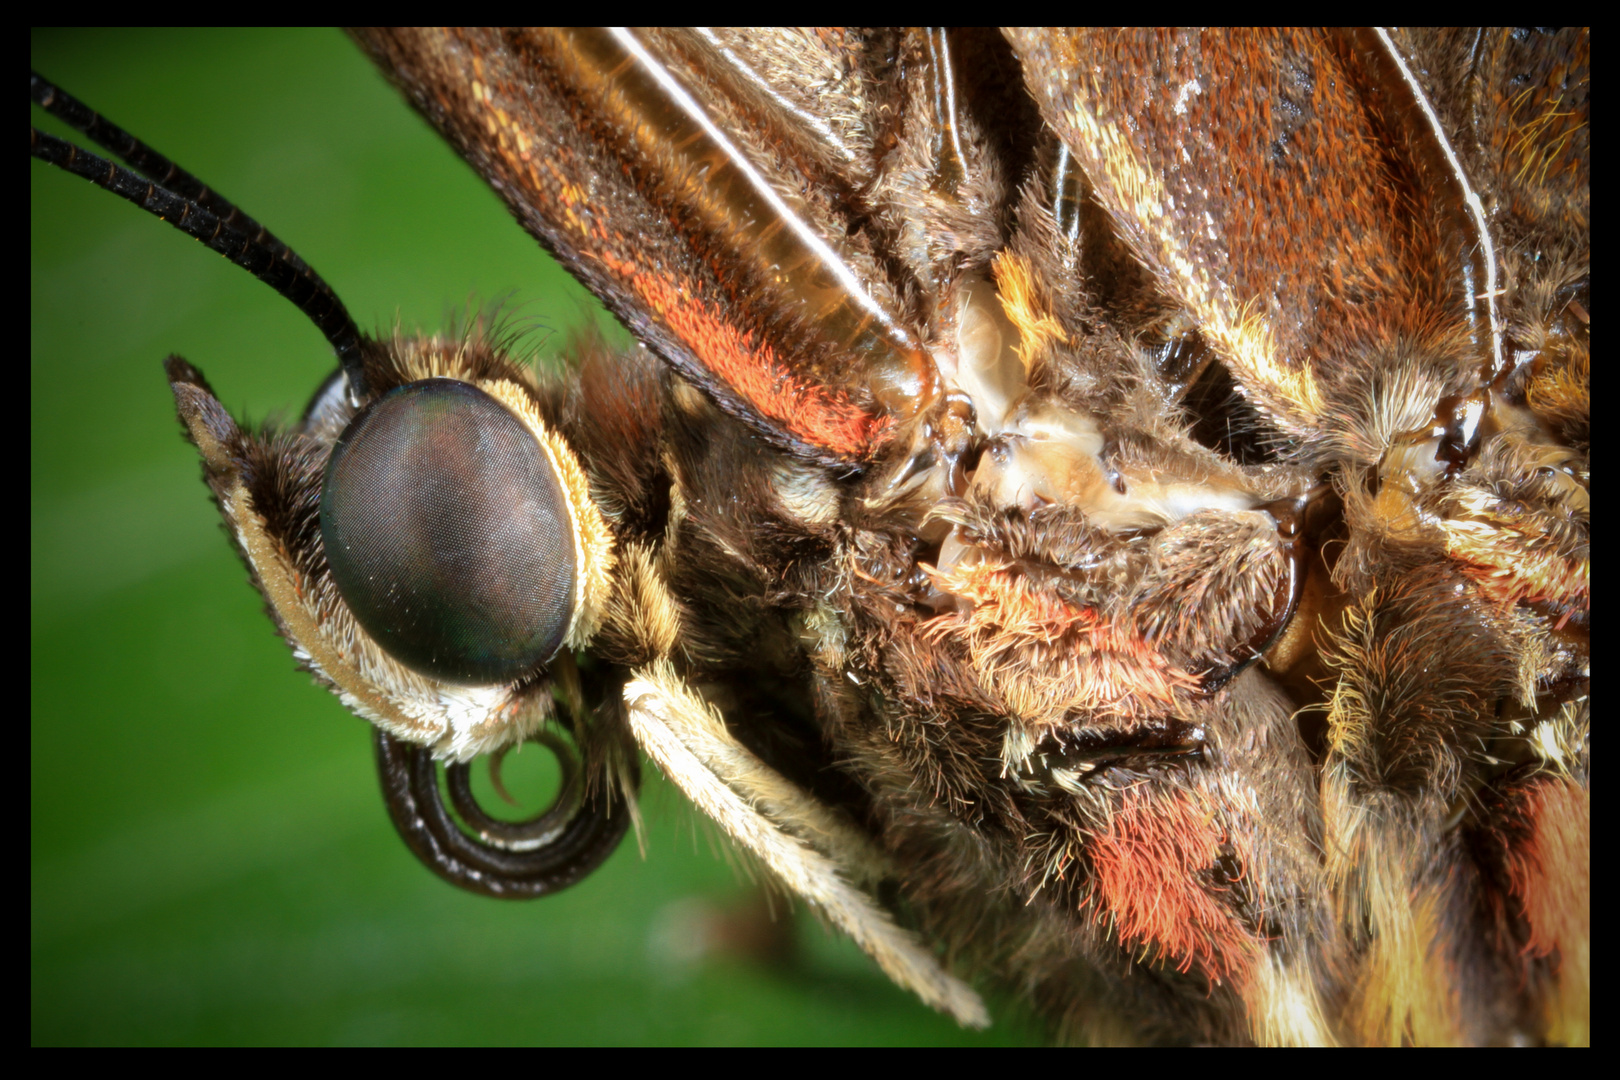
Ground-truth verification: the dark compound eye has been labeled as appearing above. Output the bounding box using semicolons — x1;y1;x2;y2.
320;378;577;685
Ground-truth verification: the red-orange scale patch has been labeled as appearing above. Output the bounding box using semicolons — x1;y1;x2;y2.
1506;777;1590;963
926;562;1201;716
1085;787;1260;986
597;251;890;457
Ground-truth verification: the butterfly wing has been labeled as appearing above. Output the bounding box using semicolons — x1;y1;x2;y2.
353;28;949;463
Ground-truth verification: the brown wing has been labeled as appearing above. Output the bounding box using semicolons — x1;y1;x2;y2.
353;28;951;463
1005;28;1500;440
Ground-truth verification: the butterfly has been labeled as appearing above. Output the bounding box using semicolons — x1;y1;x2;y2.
32;28;1587;1045
33;28;953;1047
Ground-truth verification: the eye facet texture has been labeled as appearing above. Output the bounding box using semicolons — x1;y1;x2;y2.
321;378;576;685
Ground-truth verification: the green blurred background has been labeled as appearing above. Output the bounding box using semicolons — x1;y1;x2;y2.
30;28;1036;1046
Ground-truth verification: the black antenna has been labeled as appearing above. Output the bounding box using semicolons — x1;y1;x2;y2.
30;71;369;399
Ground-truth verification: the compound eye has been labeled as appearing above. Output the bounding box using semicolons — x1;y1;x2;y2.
320;378;577;685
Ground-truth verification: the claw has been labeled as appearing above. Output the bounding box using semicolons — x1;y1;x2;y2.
1200;486;1336;693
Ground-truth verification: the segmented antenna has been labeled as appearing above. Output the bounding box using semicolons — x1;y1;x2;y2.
29;71;368;398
